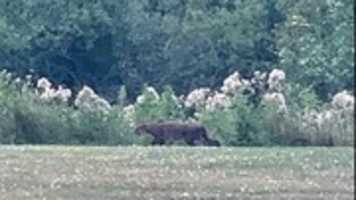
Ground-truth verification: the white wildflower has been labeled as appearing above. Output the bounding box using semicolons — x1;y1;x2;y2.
267;69;286;92
302;109;337;130
94;98;112;113
184;88;211;109
39;88;57;101
136;95;146;104
321;110;335;121
54;86;72;103
14;78;21;84
25;74;32;80
332;90;354;110
0;69;7;76
205;92;231;111
37;77;52;90
262;92;287;112
301;110;323;130
221;71;242;95
35;77;72;103
146;86;160;100
75;86;95;105
179;95;185;101
75;86;111;113
123;104;135;115
136;86;160;104
123;105;136;127
5;72;12;80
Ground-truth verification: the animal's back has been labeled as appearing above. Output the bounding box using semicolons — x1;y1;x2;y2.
135;121;219;146
154;121;204;133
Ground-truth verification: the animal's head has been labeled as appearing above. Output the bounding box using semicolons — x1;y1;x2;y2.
134;124;148;135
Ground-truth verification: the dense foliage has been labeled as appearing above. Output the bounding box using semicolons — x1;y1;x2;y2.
275;0;354;99
0;0;353;146
0;0;353;101
0;69;353;146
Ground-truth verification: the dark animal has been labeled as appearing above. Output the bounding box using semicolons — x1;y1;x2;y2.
135;122;220;146
290;138;310;146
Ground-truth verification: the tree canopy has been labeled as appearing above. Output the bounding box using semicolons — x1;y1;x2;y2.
0;0;353;101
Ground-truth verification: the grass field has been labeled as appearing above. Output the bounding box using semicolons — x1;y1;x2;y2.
0;146;353;200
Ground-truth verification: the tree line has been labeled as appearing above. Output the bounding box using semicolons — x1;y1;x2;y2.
0;0;353;102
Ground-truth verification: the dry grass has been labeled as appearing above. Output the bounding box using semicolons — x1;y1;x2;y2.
0;146;353;200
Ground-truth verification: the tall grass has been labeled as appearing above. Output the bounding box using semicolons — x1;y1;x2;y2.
0;70;353;146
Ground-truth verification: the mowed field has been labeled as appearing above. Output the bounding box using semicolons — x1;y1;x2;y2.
0;146;353;200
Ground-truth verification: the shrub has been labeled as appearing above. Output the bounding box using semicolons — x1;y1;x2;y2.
270;86;354;146
0;69;353;147
134;85;186;124
66;107;140;145
0;70;31;144
199;94;277;146
0;71;143;145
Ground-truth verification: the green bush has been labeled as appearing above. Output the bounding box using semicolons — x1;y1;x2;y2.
0;71;26;144
258;85;354;146
199;94;278;146
134;85;186;124
0;102;16;143
0;71;142;145
0;70;353;146
66;108;141;145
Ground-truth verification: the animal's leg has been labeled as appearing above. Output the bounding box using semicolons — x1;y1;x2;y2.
182;133;194;145
199;131;220;146
186;139;195;146
198;131;210;145
152;137;165;145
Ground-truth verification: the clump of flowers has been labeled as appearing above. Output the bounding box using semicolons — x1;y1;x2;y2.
183;69;287;113
184;88;211;110
301;91;354;131
300;107;353;145
136;86;160;105
37;77;52;91
297;91;354;146
221;71;242;95
262;92;287;113
55;86;72;103
267;69;286;92
74;86;111;113
0;69;12;83
301;110;325;129
123;104;136;127
36;77;72;103
205;92;231;111
331;90;354;111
